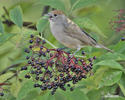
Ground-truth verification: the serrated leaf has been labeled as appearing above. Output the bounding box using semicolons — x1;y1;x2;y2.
106;96;125;100
39;0;65;11
71;0;98;11
99;70;122;87
9;6;23;28
0;72;13;83
113;41;125;54
47;93;55;100
70;0;77;6
33;91;50;100
0;20;4;33
36;17;48;33
118;74;125;96
64;89;89;100
10;80;21;97
94;60;123;70
75;5;101;16
98;52;125;61
0;33;15;45
17;80;35;100
87;89;101;100
73;17;107;38
54;92;67;100
23;90;40;100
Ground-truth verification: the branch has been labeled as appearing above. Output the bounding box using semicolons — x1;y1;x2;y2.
0;64;20;76
3;73;18;83
2;20;37;30
3;6;9;16
42;6;50;16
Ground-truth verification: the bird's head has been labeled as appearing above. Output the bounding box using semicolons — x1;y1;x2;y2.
47;10;66;23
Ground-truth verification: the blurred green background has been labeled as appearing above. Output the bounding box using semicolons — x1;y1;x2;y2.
0;0;125;100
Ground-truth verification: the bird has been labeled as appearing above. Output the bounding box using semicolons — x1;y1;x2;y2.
46;10;113;54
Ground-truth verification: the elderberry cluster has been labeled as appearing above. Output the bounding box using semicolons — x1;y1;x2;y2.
110;9;125;41
21;34;96;95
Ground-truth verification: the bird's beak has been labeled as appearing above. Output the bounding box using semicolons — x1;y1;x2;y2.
45;13;53;19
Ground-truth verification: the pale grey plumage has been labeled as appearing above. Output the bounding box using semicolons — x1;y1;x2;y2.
48;10;113;52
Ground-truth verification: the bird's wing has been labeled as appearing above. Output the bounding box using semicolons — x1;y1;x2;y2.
63;18;97;46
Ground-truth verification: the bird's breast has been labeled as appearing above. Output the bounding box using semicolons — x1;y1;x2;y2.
49;22;82;49
50;22;65;41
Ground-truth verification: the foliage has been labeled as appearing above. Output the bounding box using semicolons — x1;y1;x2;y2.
0;0;125;100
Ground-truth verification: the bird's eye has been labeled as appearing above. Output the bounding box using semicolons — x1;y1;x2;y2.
54;14;57;17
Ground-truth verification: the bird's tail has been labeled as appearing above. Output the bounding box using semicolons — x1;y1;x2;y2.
95;44;113;53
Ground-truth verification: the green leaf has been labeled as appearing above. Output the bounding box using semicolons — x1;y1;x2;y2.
39;0;65;11
70;0;76;6
36;17;48;33
33;92;50;100
118;74;125;96
47;93;55;100
106;96;125;100
73;17;107;38
9;6;23;28
54;92;67;100
0;33;15;45
0;20;4;33
10;80;21;97
17;80;35;100
23;90;40;100
87;89;101;100
98;52;125;61
94;60;123;70
113;41;125;54
0;72;13;83
64;89;89;100
99;70;122;87
75;5;101;16
71;0;98;11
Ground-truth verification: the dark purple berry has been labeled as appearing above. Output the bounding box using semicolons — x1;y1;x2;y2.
48;85;52;89
24;48;30;53
82;51;85;55
25;74;31;79
60;73;63;77
93;56;96;59
36;38;40;43
47;49;50;53
29;40;33;43
121;37;125;41
21;66;27;70
28;60;31;64
67;84;70;87
35;76;39;80
34;84;40;87
50;53;53;57
0;93;4;96
26;56;30;60
70;87;74;91
30;34;34;38
42;40;46;44
29;45;32;49
40;46;43;49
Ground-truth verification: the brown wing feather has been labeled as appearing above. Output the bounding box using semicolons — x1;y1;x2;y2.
63;18;97;46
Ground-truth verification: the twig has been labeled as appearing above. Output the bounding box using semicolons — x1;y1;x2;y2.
38;35;57;49
3;73;18;83
3;6;9;16
0;64;20;75
42;6;50;16
2;20;37;30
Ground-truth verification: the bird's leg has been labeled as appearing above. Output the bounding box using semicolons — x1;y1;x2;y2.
70;47;81;58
